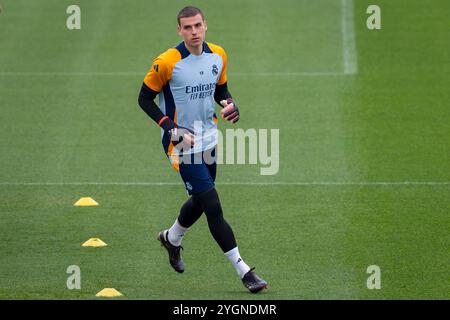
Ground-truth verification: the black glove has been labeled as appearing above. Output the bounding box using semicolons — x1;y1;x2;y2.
220;98;240;123
159;116;195;148
168;126;195;148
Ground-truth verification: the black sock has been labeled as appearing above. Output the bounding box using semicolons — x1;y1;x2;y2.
193;188;237;252
177;196;204;228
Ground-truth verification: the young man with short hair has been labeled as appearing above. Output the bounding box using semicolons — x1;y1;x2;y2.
138;6;267;293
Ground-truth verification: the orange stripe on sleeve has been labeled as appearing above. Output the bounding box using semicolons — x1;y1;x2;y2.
158;116;169;126
143;48;182;92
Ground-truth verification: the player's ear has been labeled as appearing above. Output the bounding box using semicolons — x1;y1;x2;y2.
204;20;208;31
177;25;182;36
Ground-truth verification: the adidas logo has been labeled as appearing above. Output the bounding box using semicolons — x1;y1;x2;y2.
237;258;242;263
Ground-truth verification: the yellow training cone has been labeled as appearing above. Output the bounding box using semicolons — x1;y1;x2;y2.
96;288;123;298
82;238;107;247
74;197;99;207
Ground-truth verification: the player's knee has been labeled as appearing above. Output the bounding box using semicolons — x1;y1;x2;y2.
193;187;223;217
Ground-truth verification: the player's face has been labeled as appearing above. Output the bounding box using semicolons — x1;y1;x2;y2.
178;14;207;48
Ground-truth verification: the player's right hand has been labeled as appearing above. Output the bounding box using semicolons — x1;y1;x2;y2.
169;126;195;149
159;116;195;149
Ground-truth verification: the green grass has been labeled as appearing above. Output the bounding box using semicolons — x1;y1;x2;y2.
0;0;449;299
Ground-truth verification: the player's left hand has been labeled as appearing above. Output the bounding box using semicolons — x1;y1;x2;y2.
220;98;240;123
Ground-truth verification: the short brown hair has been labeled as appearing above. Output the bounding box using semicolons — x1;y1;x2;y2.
177;6;204;25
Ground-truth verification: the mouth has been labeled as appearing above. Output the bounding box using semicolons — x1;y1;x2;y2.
192;37;201;42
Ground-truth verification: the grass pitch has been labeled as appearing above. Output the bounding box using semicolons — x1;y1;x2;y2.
0;0;449;299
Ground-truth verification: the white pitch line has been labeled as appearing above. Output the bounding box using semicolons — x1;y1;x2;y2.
0;71;143;76
0;182;449;186
0;71;348;77
230;72;347;77
341;0;358;75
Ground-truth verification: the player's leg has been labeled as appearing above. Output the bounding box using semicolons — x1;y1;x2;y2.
203;147;247;273
157;195;204;274
159;147;267;292
158;150;214;273
167;196;203;247
157;152;202;273
198;147;268;293
193;187;267;293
